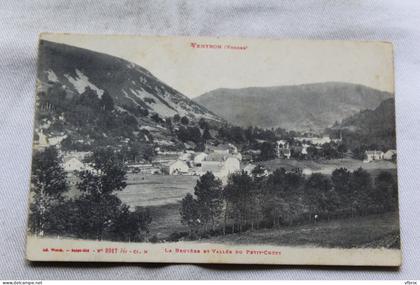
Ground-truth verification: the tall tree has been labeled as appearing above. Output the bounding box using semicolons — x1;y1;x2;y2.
349;167;373;216
28;146;68;235
303;173;335;221
372;171;398;212
194;172;223;231
259;142;276;161
224;172;258;233
180;193;200;237
75;148;129;240
331;168;352;207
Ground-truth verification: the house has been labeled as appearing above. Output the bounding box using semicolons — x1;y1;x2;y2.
295;136;331;145
232;152;242;161
243;149;261;161
201;161;224;176
179;152;193;161
154;153;180;164
183;142;196;150
301;144;310;155
243;164;269;177
63;157;93;173
364;150;384;162
276;140;289;148
280;148;291;159
206;152;228;162
127;163;153;174
162;160;189;175
193;152;208;166
206;144;230;155
384;149;397;160
276;140;291;159
200;156;240;182
302;168;313;176
243;164;256;175
227;143;239;154
224;157;241;176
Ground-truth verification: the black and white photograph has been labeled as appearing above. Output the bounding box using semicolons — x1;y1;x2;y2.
26;33;400;266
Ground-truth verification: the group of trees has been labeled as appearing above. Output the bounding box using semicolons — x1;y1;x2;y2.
40;84;154;152
180;167;398;239
28;146;152;242
174;118;212;151
217;125;280;145
180;172;223;237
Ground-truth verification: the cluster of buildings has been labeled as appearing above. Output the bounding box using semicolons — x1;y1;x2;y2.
364;149;396;163
294;135;342;145
129;143;242;183
276;135;343;160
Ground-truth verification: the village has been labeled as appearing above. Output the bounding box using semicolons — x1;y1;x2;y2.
55;133;397;186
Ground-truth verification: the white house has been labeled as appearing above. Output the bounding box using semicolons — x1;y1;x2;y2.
384;149;397;160
224;157;241;176
302;168;313;176
243;164;256;175
63;157;93;173
232;152;242;161
179;152;193;161
200;156;240;182
276;140;289;148
282;148;291;159
295;136;331;145
193;152;208;166
364;150;384;163
276;140;291;159
201;161;224;177
206;144;231;154
162;160;189;175
301;144;310;155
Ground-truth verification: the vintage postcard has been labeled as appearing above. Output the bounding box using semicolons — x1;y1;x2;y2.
26;33;401;266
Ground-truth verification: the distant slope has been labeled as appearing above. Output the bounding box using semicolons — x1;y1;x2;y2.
194;83;392;132
38;40;220;121
35;40;222;151
331;98;396;150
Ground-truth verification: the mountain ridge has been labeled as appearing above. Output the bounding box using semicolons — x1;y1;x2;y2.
194;82;392;132
35;40;223;152
37;40;221;122
329;98;396;153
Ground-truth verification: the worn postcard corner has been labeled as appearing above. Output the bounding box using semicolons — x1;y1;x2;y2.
26;33;400;266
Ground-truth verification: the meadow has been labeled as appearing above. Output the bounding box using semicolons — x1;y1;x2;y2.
203;211;400;248
117;174;199;207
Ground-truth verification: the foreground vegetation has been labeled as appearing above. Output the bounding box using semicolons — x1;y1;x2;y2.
28;147;152;242
28;146;399;248
178;165;398;242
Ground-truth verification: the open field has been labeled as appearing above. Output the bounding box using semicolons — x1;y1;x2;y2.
260;158;397;176
203;212;400;248
117;174;199;207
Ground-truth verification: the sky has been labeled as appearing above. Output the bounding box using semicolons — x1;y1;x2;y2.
40;33;394;98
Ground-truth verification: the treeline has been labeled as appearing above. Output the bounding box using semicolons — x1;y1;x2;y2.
28;146;151;242
179;168;398;240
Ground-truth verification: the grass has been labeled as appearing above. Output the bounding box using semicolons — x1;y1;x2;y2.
147;202;188;238
203;212;400;249
117;174;199;207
